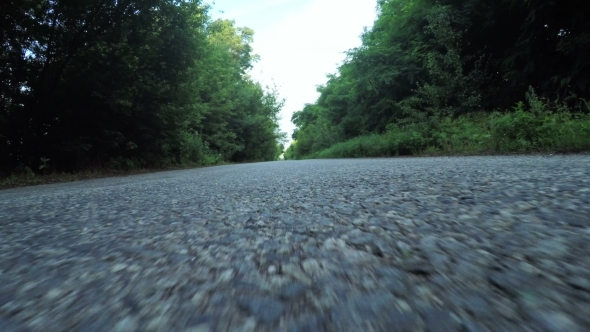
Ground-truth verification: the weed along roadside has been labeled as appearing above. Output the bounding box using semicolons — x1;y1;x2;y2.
0;163;228;190
286;88;590;160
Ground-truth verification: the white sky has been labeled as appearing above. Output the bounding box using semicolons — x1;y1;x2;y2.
208;0;377;143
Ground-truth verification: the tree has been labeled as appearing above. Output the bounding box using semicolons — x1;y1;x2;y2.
0;1;285;173
288;0;590;158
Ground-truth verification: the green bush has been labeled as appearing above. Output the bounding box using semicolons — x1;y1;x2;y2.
179;131;206;165
535;112;590;151
432;114;491;153
490;109;539;151
305;104;590;159
107;156;138;171
12;166;36;179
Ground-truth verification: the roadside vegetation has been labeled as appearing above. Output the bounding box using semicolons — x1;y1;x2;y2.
285;0;590;160
290;91;590;159
1;0;286;188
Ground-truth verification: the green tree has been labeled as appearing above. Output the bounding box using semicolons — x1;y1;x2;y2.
288;0;590;159
0;1;285;173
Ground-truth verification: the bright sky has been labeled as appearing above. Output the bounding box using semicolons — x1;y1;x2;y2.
208;0;377;143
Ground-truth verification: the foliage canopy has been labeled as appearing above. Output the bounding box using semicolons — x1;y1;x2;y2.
286;0;590;159
0;0;286;173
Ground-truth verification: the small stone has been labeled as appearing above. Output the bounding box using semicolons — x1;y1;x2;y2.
461;321;487;332
422;309;461;332
437;197;455;205
279;282;308;301
454;260;484;280
566;276;590;292
240;317;257;332
301;258;322;275
531;311;580;332
532;238;569;258
191;291;206;304
0;318;23;331
45;288;63;301
111;263;128;273
146;315;169;331
268;265;277;274
561;212;589;227
351;217;366;225
396;241;412;255
396;299;412;312
492;298;519;320
277;246;291;254
269;275;289;288
72;313;111;332
462;296;492;318
238;296;285;323
217;269;235;283
310;287;339;311
426;252;450;272
519;262;541;275
365;243;383;256
323;238;346;250
128;264;142;272
185;324;211;332
286;314;325;332
281;263;312;285
330;292;398;328
385;312;423;331
114;316;138;332
487;270;533;297
458;214;472;221
156;278;177;289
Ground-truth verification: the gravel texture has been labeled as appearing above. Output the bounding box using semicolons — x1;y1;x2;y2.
1;156;590;332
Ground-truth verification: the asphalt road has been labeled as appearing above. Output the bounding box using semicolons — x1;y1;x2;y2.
1;156;590;331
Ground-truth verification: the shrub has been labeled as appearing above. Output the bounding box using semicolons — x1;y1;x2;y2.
306;103;590;159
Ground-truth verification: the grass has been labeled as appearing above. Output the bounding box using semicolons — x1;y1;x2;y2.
305;110;590;159
0;151;287;191
0;162;228;191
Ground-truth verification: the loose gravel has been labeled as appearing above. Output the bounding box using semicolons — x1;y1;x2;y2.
1;156;590;332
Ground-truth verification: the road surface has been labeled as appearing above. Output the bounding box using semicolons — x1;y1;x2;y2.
1;156;590;331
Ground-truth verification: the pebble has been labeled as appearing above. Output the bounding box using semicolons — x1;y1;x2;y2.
238;297;285;323
217;269;235;283
267;265;277;274
301;258;322;275
323;238;346;250
114;316;139;332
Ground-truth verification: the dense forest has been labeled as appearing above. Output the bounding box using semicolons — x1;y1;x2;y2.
3;0;590;178
285;0;590;159
1;0;286;176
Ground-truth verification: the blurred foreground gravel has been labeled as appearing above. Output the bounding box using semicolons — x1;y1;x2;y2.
1;156;590;332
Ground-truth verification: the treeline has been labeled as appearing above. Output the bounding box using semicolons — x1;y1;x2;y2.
1;0;285;175
285;0;590;159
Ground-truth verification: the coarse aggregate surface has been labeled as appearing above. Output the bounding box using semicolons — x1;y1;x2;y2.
1;156;590;331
